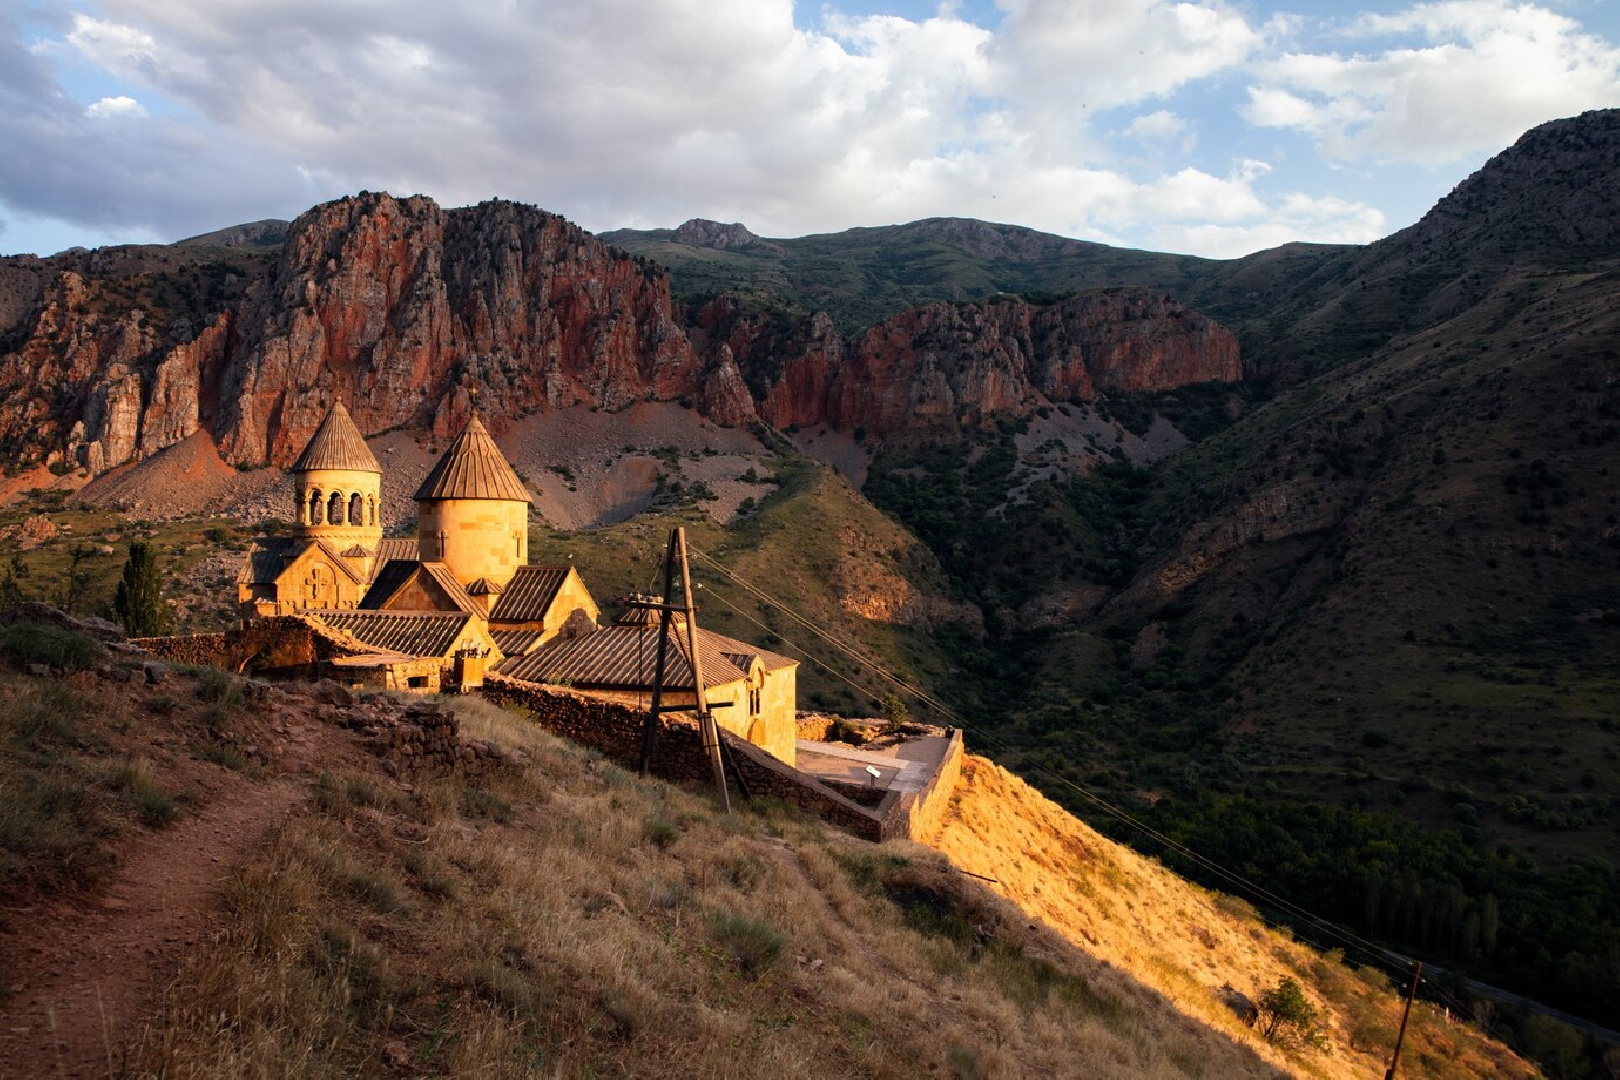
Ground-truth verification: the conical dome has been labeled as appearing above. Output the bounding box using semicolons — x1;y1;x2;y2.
414;412;531;503
291;401;381;474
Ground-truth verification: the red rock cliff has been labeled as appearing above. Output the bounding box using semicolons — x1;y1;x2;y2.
705;288;1240;434
0;197;1237;473
217;194;750;465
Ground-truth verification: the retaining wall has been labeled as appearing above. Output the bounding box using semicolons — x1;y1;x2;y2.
483;675;889;840
893;728;965;843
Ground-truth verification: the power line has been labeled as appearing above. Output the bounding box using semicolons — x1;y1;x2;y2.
688;543;1415;978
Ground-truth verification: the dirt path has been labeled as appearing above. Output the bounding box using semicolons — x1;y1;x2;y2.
0;701;358;1079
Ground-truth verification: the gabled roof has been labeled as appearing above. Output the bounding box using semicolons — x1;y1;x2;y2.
239;537;364;586
291;401;381;474
705;629;799;673
308;610;479;659
489;565;571;623
360;559;479;615
370;538;419;580
491;629;545;656
360;559;420;609
421;563;478;613
612;598;796;672
495;621;788;691
466;577;503;596
414;412;531;503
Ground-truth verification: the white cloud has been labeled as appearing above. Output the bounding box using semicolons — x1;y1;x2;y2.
1151;192;1387;258
1125;110;1188;139
85;95;148;119
9;0;1286;251
1244;0;1620;164
0;0;1600;258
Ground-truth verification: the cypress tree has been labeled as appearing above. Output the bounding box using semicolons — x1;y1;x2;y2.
114;541;169;636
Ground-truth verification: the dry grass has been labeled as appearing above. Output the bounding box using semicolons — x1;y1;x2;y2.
131;703;1290;1079
921;756;1537;1079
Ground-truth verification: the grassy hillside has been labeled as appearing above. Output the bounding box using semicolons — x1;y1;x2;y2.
604;217;1219;334
529;449;981;718
0;617;1533;1077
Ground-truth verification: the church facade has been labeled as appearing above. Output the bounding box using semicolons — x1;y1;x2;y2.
238;402;798;763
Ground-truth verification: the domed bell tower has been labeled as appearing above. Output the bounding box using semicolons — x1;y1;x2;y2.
290;401;384;580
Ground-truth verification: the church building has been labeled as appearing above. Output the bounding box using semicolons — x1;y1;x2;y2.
238;401;798;763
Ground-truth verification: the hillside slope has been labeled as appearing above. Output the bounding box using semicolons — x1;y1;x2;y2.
0;613;1530;1077
926;756;1533;1079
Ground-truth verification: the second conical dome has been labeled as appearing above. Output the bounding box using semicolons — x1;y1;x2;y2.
414;412;532;503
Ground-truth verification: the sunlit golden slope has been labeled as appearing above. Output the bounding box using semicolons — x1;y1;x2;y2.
921;756;1536;1079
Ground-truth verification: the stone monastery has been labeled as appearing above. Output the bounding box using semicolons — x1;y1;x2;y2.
238;402;799;765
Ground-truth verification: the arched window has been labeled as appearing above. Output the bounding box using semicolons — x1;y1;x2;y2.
514;532;522;558
367;495;377;526
310;489;324;525
328;491;344;525
350;492;364;526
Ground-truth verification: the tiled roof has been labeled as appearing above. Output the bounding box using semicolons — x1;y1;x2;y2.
613;597;796;672
240;537;363;586
489;566;570;622
360;559;420;609
239;536;298;584
414;412;531;503
491;629;545;656
371;538;419;576
291;402;381;474
360;560;479;614
421;562;478;613
495;623;759;691
308;610;476;658
466;577;503;596
704;629;799;673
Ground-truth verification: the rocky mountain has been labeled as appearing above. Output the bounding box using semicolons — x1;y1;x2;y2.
176;219;290;249
696;287;1238;434
0;195;1237;473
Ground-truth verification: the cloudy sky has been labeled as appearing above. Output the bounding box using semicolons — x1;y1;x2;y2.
4;0;1619;259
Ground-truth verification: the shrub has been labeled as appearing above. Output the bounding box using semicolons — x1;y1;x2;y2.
111;759;179;827
195;668;243;710
708;911;784;975
643;818;679;850
1257;976;1327;1049
0;621;104;672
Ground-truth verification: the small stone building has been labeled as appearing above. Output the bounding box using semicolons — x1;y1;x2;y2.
495;606;799;766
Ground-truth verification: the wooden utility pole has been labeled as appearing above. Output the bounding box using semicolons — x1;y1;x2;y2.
637;530;680;775
636;527;731;813
1385;962;1422;1080
677;527;730;813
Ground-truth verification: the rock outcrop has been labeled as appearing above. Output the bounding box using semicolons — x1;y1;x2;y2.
672;218;786;256
708;288;1240;435
216;194;738;465
0;194;1238;473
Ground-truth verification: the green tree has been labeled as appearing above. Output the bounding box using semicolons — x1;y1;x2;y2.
55;543;97;617
0;551;30;607
880;692;910;729
114;541;169;636
1257;976;1326;1049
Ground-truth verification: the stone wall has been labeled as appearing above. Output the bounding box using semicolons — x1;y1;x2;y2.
131;632;233;667
316;682;511;777
893;728;965;843
483;675;888;840
795;713;837;741
133;617;394;679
